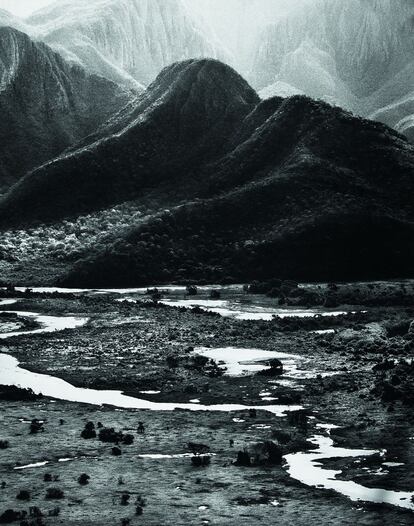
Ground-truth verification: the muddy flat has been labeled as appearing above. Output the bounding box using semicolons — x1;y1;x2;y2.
1;283;413;525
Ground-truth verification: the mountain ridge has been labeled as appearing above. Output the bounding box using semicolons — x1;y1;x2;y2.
0;26;131;192
0;57;411;284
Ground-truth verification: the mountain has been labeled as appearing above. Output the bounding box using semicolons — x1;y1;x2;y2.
2;0;413;141
0;58;405;285
0;59;259;223
21;0;224;89
252;0;414;141
0;26;131;192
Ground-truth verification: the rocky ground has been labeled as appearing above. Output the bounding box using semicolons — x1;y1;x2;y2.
0;283;413;525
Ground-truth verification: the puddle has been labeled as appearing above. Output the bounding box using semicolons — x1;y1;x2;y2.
14;461;49;470
0;353;302;416
194;347;300;377
159;299;358;321
194;346;335;385
284;426;414;511
0;311;88;339
137;453;216;460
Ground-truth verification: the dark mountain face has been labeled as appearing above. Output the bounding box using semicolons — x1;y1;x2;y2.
0;59;259;222
0;57;413;284
0;27;131;193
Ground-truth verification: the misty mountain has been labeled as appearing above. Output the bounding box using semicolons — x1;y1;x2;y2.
2;0;413;141
0;26;131;192
253;0;414;141
21;0;224;90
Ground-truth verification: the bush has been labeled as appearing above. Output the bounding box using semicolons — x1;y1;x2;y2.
81;422;96;439
186;285;198;296
30;419;44;434
99;427;122;443
0;440;9;449
45;488;64;500
235;450;251;467
16;490;30;501
0;509;22;524
257;358;284;377
235;441;283;466
112;447;122;456
78;474;90;486
120;494;130;506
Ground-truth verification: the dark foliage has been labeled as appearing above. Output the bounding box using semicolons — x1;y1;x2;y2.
16;490;30;501
45;488;64;500
81;422;97;439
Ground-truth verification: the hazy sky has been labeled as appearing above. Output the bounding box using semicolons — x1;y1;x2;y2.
0;0;55;17
1;0;302;18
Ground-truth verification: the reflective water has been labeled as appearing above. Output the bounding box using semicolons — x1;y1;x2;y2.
285;428;414;511
159;299;356;321
0;353;301;415
0;310;88;339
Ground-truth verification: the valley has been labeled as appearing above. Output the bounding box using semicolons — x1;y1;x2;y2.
0;282;414;524
0;2;413;524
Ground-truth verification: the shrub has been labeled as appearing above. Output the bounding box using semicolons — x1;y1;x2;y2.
235;441;283;466
0;509;21;523
0;440;9;449
45;488;64;500
258;358;284;377
186;285;198;296
120;494;130;506
30;419;44;434
16;490;31;501
81;422;96;439
112;447;122;456
78;474;90;486
234;450;251;467
99;427;123;443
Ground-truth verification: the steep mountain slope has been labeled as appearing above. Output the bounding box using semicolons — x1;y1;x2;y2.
0;26;131;192
1;58;413;284
0;59;259;222
23;0;224;89
12;58;406;285
253;0;414;140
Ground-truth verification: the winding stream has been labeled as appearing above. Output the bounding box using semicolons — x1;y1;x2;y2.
1;298;413;512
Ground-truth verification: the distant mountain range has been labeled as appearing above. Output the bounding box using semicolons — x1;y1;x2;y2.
252;0;414;142
1;0;412;141
1;0;224;90
0;26;131;192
